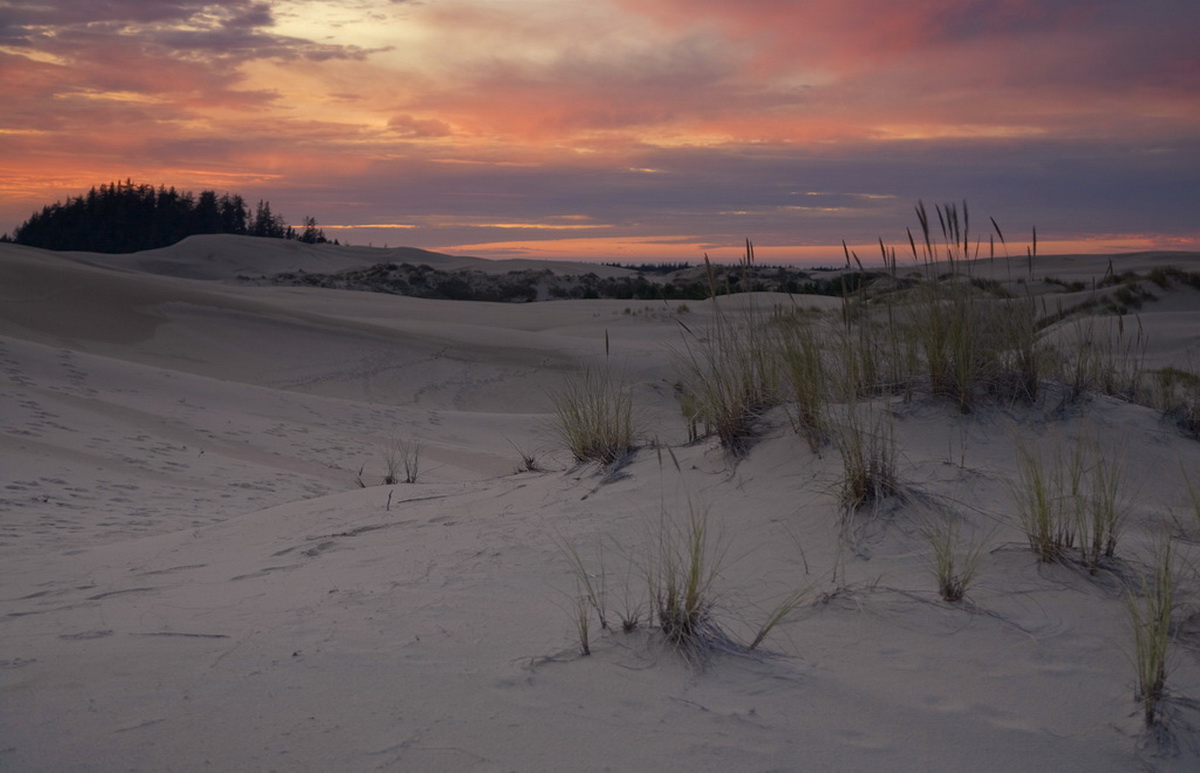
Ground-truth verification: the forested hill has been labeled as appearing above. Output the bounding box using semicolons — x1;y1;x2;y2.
3;180;330;253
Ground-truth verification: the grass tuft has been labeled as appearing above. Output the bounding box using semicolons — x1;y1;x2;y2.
574;592;591;656
921;511;985;602
1013;440;1075;563
382;435;420;484
1128;537;1177;729
675;247;781;454
651;504;727;663
833;401;898;512
775;313;828;451
551;364;635;465
1013;434;1124;568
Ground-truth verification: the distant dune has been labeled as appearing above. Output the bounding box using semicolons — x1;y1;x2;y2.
69;233;640;281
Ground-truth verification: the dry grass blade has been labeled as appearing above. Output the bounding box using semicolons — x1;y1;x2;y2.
560;539;609;631
574;591;591;656
748;587;811;651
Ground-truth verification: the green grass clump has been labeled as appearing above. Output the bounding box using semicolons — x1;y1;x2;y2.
1013;435;1124;568
1013;441;1076;563
551;365;635;465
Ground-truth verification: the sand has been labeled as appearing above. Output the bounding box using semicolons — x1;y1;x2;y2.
3;237;1200;771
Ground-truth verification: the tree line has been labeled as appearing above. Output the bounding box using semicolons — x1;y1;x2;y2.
1;179;332;253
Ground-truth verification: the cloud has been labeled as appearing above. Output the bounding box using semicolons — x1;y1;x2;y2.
0;0;1196;260
1;1;379;62
387;114;453;138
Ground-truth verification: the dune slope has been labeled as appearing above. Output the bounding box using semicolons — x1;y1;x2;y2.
3;239;1200;771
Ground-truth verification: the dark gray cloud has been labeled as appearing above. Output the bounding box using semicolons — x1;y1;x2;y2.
1;0;380;63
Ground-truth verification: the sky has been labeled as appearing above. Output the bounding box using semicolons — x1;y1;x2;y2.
1;0;1198;264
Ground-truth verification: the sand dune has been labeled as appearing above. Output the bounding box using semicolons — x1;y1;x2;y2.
73;234;640;282
3;238;1200;771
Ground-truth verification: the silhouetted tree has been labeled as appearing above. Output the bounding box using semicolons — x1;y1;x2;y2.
5;182;313;252
299;216;328;244
251;200;287;239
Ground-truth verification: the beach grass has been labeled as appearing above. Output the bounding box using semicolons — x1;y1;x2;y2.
551;363;635;465
674;246;782;454
1128;537;1177;728
921;510;985;602
651;503;727;662
833;400;898;512
1013;439;1076;563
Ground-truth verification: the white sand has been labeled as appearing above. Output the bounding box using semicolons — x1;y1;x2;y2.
3;238;1200;771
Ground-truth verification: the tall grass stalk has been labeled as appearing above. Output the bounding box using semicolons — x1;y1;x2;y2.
1188;469;1200;534
775;315;827;451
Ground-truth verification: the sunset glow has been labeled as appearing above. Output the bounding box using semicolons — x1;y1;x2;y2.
2;0;1197;263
